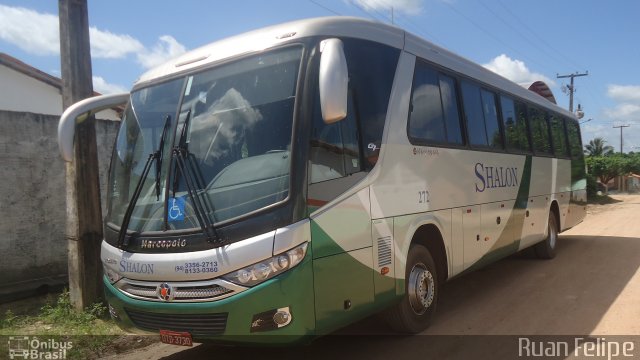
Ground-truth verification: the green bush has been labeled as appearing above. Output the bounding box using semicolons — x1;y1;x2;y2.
586;173;598;199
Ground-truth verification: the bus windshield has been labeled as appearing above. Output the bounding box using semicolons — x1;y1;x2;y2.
106;46;303;234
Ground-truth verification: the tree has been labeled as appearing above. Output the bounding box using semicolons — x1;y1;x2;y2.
584;137;614;156
627;153;640;174
585;154;629;193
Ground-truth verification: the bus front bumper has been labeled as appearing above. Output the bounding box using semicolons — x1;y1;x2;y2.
104;255;316;345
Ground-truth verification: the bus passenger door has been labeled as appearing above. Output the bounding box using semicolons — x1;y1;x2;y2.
309;187;374;335
307;88;374;335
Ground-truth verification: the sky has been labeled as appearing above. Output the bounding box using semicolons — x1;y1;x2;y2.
1;0;639;152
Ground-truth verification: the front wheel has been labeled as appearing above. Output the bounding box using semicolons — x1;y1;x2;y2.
384;245;438;333
534;211;558;259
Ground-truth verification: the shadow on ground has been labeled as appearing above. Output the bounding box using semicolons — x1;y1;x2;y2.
150;234;640;359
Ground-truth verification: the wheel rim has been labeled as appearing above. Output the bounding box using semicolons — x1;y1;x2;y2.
408;263;435;315
549;217;558;249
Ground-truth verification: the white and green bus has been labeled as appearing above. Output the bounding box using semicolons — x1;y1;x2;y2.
58;17;586;344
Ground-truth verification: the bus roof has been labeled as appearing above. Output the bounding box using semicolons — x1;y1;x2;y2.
135;16;574;119
134;17;404;86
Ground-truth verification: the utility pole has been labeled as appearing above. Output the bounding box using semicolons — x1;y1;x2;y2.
613;124;630;153
59;0;103;309
557;71;589;112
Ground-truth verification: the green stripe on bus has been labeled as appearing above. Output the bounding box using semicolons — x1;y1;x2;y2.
310;219;348;259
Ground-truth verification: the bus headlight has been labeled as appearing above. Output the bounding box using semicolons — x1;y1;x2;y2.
222;243;308;287
103;264;123;284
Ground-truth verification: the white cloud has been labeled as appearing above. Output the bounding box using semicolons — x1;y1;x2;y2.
602;83;640;126
0;5;185;69
135;35;187;69
92;76;128;94
603;103;640;121
581;122;640;153
582;83;640;152
0;5;59;55
607;84;640;104
88;28;144;59
483;54;555;87
350;0;424;16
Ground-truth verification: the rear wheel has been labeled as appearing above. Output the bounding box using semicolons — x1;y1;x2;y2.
535;211;558;259
384;245;438;333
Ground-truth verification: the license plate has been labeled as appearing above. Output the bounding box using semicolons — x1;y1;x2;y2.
159;329;193;347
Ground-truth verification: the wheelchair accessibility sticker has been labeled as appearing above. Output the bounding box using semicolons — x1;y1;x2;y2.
168;197;185;222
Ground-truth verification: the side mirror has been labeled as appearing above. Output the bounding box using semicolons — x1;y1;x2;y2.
319;38;348;124
58;92;129;162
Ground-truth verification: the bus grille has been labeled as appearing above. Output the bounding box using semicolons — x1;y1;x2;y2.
116;278;246;302
125;309;228;336
377;236;392;267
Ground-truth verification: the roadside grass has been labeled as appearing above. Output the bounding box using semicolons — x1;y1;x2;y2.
0;290;155;359
588;193;623;205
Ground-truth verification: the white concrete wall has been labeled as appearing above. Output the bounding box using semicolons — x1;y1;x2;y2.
0;64;122;121
0;65;62;116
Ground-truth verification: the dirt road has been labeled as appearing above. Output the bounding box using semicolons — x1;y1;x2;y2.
104;194;640;359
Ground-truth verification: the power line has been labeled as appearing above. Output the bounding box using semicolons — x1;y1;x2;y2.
349;0;393;24
613;124;630;153
442;1;550;73
478;1;568;74
576;76;609;120
495;0;585;71
490;1;603;118
390;12;445;45
557;71;589;112
355;0;448;46
308;0;444;46
308;0;342;16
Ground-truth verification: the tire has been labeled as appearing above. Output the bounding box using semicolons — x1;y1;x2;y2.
534;211;558;259
384;245;438;333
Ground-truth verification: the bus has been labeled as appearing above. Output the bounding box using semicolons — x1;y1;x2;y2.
58;17;587;344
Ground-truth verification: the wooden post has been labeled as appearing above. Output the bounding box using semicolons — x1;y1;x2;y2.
59;0;103;309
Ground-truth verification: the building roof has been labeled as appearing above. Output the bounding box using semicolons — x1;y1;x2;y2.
0;52;62;90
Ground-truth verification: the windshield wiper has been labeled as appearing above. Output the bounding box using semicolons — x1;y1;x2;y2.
117;115;171;248
171;110;220;243
155;115;171;201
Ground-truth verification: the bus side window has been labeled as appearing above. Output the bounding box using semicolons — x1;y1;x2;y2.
408;62;463;145
408;64;446;143
501;95;531;153
461;81;487;146
308;38;399;186
480;89;502;149
439;75;463;144
529;107;552;155
499;95;516;149
461;81;502;149
566;119;583;159
550;114;569;157
341;38;400;169
309;91;361;184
